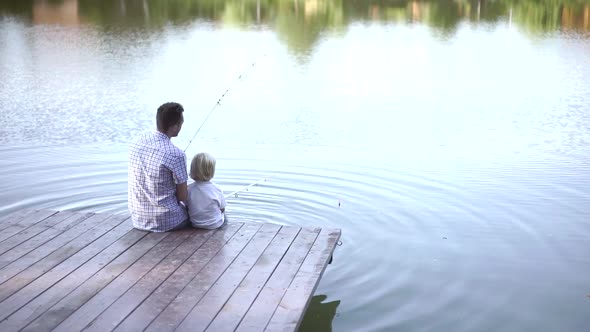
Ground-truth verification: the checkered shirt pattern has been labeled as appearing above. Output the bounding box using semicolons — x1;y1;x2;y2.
128;131;188;232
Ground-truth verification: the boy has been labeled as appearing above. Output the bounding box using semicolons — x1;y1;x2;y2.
187;152;227;229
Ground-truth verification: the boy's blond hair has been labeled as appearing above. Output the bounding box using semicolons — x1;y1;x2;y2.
190;152;216;181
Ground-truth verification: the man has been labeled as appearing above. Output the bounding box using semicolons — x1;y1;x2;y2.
128;102;189;232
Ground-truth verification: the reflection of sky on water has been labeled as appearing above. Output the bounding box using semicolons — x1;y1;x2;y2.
1;14;589;162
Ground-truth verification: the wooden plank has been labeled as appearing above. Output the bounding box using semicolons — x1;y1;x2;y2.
83;228;219;332
235;227;321;332
0;211;76;256
0;228;150;331
54;229;194;332
0;213;119;300
0;209;37;225
145;223;264;332
0;212;93;269
0;212;96;274
0;209;341;332
205;226;301;332
0;209;51;229
0;210;58;241
265;228;341;332
0;215;133;320
22;231;171;332
113;223;244;332
176;223;283;332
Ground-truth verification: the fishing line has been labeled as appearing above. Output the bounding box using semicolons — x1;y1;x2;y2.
181;55;270;200
183;54;265;152
224;177;268;199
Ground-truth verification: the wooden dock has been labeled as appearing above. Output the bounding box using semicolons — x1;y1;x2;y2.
0;209;341;332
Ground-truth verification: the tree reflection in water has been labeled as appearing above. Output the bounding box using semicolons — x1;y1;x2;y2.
1;0;588;56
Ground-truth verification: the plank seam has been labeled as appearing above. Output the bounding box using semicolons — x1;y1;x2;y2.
0;212;76;256
0;210;60;245
109;229;220;332
138;222;248;331
0;216;132;322
261;229;323;331
0;214;111;285
224;227;311;330
0;209;38;226
0;213;96;267
164;225;264;329
81;230;196;331
202;225;285;331
0;227;148;332
21;231;173;332
290;230;341;332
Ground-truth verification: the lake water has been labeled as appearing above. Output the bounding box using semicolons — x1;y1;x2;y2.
1;0;589;331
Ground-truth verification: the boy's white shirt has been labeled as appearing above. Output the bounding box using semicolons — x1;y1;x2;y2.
187;180;226;229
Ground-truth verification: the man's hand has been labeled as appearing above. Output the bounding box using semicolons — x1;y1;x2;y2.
176;182;188;206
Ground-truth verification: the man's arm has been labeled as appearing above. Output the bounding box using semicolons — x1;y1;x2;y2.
176;182;188;206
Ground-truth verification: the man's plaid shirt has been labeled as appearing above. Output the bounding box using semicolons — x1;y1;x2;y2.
128;131;188;232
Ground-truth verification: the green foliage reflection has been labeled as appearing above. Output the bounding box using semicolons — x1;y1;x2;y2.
1;0;588;54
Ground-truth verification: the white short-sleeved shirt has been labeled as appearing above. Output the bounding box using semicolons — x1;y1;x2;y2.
187;180;226;229
128;131;188;232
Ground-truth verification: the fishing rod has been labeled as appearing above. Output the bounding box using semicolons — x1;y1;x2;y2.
183;55;265;152
181;55;269;199
224;177;268;199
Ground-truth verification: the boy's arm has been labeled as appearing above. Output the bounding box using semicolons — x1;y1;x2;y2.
219;185;226;213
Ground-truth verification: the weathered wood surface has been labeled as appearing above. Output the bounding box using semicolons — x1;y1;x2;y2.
0;209;341;331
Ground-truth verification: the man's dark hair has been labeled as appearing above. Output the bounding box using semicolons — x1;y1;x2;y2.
157;102;184;132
